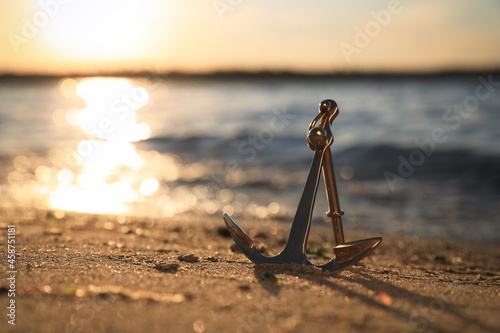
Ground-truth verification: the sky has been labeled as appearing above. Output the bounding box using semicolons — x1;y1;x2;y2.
1;0;500;75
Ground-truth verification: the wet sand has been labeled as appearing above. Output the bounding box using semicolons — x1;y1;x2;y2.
0;209;499;333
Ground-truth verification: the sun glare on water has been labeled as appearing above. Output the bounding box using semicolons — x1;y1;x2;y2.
5;78;256;219
49;78;158;214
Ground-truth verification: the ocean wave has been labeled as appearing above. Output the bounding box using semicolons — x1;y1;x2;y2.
139;135;500;189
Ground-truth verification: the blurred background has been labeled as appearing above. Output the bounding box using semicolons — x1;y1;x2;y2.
0;0;499;242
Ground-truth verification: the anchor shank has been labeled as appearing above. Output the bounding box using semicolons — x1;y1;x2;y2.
282;147;325;258
323;147;345;245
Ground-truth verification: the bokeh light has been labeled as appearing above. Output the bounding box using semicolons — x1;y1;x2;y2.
47;78;157;214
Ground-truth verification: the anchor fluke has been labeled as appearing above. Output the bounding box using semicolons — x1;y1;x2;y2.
223;212;255;250
334;237;382;268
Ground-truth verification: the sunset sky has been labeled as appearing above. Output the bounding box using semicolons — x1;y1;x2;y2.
1;0;500;75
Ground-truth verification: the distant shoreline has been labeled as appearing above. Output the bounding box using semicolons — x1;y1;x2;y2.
1;69;499;81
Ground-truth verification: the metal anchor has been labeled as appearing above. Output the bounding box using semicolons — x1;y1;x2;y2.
223;99;382;272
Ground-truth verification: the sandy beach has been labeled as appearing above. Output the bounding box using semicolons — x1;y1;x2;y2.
0;208;498;333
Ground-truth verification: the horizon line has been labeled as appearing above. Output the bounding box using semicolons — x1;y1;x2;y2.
1;68;499;80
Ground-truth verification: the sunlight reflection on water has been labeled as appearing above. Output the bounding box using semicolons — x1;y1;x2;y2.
49;78;157;214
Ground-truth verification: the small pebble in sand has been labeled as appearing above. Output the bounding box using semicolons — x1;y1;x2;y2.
154;263;180;272
230;244;241;253
257;244;267;254
216;226;231;238
178;254;199;262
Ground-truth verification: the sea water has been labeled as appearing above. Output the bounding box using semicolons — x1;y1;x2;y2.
0;74;499;242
